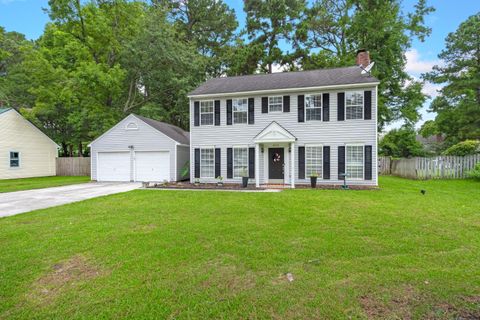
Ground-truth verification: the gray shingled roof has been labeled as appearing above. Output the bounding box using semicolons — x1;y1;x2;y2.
189;66;379;96
135;115;189;145
0;107;12;115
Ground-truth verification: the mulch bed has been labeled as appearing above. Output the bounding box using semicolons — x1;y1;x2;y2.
144;182;378;190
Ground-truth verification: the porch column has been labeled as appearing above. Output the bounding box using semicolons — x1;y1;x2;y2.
290;142;295;188
255;143;260;187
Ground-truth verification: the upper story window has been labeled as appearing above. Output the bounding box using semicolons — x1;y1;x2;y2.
200;101;214;125
200;148;215;178
305;94;322;121
346;91;363;120
268;96;283;112
346;145;364;179
305;146;322;177
233;98;248;124
233;147;248;178
10;151;20;168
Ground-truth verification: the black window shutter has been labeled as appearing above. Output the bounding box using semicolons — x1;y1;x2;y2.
283;95;290;112
364;90;372;120
298;95;305;122
364;145;372;180
248;98;255;124
338;146;345;180
323;146;330;180
226;99;232;125
214;100;220;126
227;148;233;179
194;101;200;126
298;146;305;179
215;148;221;178
337;92;345;121
194;148;200;178
248;147;255;178
322;93;330;122
262;97;268;113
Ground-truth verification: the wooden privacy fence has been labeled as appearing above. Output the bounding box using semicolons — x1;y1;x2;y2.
378;154;480;179
56;157;91;176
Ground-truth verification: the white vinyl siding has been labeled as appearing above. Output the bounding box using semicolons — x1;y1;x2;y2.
305;146;322;177
200;101;214;125
346;145;364;179
200;148;215;178
305;94;322;121
233;98;248;124
346;91;363;120
268;96;283;112
233;147;248;178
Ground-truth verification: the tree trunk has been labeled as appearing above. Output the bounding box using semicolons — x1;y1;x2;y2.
78;142;83;157
62;142;68;157
69;144;74;157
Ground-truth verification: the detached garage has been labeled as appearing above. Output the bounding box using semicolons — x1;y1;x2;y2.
89;114;189;182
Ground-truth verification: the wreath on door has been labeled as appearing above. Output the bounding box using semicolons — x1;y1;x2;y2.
272;152;281;163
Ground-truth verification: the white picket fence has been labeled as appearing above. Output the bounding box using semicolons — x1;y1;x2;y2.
378;154;480;179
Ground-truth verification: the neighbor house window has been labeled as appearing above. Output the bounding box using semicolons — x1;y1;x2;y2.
200;148;215;178
10;152;19;168
233;147;248;178
200;101;214;125
268;96;283;112
345;91;363;120
305;146;322;177
233;98;248;124
305;94;322;121
346;145;364;179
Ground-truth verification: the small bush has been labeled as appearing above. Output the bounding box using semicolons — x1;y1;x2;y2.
467;162;480;180
443;140;480;156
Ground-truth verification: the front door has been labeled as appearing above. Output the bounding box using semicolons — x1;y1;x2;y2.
268;148;284;180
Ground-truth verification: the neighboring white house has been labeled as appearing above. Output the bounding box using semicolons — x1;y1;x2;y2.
0;108;59;180
188;50;379;187
89;114;190;182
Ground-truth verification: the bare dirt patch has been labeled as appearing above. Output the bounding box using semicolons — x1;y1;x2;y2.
27;255;105;305
426;296;480;319
360;285;420;319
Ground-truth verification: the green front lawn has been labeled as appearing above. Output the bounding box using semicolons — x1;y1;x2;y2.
0;176;90;193
1;176;479;319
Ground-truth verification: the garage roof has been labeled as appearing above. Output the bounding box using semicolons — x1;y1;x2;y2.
135;115;189;145
188;66;379;96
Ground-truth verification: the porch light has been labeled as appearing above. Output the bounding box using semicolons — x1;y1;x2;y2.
128;145;134;149
261;145;264;153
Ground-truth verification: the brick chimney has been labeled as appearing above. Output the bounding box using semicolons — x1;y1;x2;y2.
356;49;370;68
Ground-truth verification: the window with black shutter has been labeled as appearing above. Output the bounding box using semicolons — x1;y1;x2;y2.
323;146;330;179
337;92;345;121
194;101;200;126
248;147;255;178
364;145;372;180
298;146;305;179
248;98;255;124
322;93;329;122
226;99;232;125
194;148;200;178
338;146;345;180
227;148;233;178
283;96;290;112
262;97;268;113
215;148;221;178
298;95;305;122
214;100;220;126
364;90;372;120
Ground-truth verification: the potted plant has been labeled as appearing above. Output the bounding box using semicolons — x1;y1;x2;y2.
194;178;200;186
310;172;318;188
216;176;224;186
241;168;249;188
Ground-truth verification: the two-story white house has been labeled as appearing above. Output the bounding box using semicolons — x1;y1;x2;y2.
188;50;379;188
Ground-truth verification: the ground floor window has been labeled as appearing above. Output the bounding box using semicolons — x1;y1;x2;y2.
233;147;248;178
200;148;214;178
10;151;19;168
306;146;322;177
346;145;364;179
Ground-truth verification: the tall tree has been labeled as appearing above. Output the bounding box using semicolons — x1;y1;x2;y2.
294;0;434;130
244;0;306;73
424;13;480;144
379;125;425;158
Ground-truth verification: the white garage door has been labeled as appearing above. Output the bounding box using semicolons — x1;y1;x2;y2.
97;152;131;181
135;151;170;182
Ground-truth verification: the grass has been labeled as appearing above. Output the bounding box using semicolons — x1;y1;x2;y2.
0;176;479;319
0;176;90;193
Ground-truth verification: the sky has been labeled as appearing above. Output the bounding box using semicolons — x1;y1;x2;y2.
1;0;479;130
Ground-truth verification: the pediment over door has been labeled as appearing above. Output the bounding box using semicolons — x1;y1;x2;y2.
253;121;296;144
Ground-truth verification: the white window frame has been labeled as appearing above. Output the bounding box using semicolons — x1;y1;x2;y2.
9;151;20;168
200;100;214;126
233;146;249;178
125;122;139;130
200;147;215;178
233;98;248;124
305;144;323;178
305;94;322;121
345;91;364;120
346;144;364;180
268;96;283;112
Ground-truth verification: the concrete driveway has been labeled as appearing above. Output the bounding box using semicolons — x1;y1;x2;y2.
0;182;141;218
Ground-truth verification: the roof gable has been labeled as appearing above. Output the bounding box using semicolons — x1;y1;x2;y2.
189;66;379;96
254;121;296;143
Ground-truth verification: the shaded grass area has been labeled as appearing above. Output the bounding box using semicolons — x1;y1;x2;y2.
0;176;479;319
0;176;90;193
